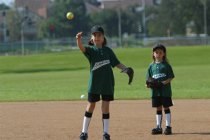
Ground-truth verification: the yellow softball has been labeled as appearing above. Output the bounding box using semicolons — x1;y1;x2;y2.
66;12;74;20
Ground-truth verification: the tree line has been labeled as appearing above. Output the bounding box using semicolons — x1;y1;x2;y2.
0;0;209;41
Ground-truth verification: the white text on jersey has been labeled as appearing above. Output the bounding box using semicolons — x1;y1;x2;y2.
92;60;110;71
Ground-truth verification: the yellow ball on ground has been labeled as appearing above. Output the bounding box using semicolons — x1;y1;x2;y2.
66;12;74;20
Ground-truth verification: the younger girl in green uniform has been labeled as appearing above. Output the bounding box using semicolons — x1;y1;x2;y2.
76;25;133;140
146;44;175;135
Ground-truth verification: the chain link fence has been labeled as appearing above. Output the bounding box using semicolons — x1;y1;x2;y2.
0;36;209;55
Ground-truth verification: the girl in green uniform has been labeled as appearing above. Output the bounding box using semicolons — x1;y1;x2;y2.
76;25;132;140
146;44;175;135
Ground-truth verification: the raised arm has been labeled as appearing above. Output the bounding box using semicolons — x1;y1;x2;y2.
76;32;86;52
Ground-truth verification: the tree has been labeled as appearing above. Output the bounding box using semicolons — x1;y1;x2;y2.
121;5;142;35
42;0;90;38
89;6;141;37
147;0;210;37
90;9;118;37
0;3;9;10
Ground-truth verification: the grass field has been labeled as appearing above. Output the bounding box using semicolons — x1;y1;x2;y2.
0;46;210;102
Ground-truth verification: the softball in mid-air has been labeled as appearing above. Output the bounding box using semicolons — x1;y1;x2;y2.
66;12;74;20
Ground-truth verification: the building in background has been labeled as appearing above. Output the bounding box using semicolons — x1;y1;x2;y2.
15;0;50;18
13;0;52;41
85;2;101;14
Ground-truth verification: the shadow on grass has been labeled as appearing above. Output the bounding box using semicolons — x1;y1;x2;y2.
2;67;86;74
174;132;210;135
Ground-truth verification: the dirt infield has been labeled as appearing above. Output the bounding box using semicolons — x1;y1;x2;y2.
1;100;210;140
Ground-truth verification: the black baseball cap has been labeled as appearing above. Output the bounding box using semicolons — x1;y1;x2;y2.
91;25;104;34
153;43;166;53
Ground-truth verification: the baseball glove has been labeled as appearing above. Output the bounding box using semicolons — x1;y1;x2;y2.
146;78;163;89
121;67;134;85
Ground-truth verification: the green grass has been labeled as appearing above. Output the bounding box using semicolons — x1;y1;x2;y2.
0;46;210;102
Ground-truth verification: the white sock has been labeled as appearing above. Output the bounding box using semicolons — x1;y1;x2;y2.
156;114;162;128
103;119;109;134
82;116;91;133
165;113;171;127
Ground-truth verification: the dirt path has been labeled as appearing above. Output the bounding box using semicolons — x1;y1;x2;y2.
1;100;210;140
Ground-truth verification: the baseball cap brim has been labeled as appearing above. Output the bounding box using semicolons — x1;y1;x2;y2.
153;44;166;53
91;25;104;34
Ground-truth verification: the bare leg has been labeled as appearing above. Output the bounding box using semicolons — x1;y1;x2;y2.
102;101;110;114
86;102;96;113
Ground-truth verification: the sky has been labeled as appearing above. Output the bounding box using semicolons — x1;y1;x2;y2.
0;0;14;6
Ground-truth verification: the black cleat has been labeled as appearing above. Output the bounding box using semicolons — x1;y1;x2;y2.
164;126;172;135
79;132;88;140
151;127;163;135
103;133;111;140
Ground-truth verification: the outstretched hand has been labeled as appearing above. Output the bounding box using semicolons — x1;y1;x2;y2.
76;32;86;52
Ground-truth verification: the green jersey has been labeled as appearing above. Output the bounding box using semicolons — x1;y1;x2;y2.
84;45;120;95
146;61;175;97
